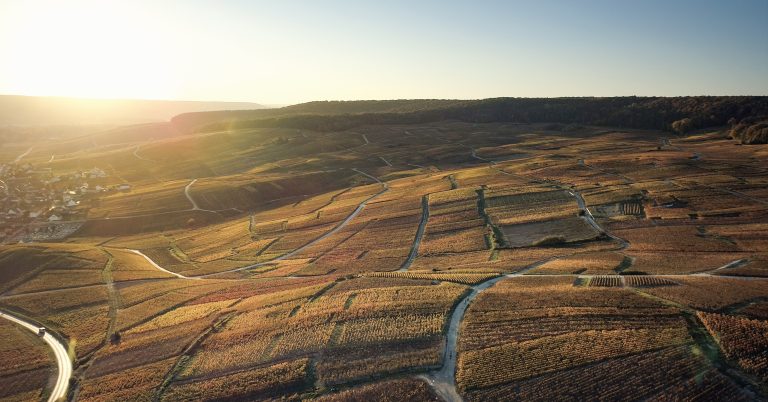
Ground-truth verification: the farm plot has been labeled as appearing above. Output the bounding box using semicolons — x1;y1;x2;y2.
108;248;178;281
485;189;579;226
88;179;192;218
465;344;755;402
365;271;499;285
580;184;643;206
0;319;53;402
115;280;237;331
614;225;742;253
291;199;423;275
624;276;679;288
456;276;705;398
0;244;109;294
179;280;464;384
698;312;768;383
419;190;488;255
314;378;440;402
78;357;177;402
642;276;768;311
624;251;749;275
500;217;600;248
163;358;311;401
708;223;768;253
410;250;499;272
529;251;625;275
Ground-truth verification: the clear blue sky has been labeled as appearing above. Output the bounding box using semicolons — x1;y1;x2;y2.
1;0;766;104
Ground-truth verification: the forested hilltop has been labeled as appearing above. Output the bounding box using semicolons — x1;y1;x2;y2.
172;97;768;143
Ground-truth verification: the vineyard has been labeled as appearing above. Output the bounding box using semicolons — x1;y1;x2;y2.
0;319;52;402
364;271;499;285
698;312;768;382
452;275;743;398
1;119;767;401
588;275;624;287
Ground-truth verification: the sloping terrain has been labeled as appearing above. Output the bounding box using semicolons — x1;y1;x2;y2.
1;106;767;401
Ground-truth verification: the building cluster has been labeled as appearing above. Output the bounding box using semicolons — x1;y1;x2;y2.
0;163;130;242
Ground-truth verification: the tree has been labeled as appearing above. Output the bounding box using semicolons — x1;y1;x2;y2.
671;118;693;134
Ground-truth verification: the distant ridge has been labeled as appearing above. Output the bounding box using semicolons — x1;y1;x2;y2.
173;97;768;140
0;95;265;126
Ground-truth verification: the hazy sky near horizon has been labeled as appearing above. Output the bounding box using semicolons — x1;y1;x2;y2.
1;0;767;104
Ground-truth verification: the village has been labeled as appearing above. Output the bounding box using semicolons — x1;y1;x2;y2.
0;162;131;243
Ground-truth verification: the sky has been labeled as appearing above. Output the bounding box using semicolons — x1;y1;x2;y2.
1;0;767;104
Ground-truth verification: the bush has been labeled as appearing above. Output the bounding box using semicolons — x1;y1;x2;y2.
729;118;768;144
671;118;693;134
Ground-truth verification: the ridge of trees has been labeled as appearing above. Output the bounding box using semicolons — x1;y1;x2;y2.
172;97;768;143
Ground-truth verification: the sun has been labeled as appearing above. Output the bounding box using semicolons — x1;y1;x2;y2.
1;1;180;99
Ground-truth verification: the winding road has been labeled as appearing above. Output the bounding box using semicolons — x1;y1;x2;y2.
184;179;202;210
0;310;71;402
422;258;557;402
131;169;390;279
421;185;633;401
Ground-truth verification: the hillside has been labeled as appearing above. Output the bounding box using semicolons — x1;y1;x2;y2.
0;95;264;126
173;97;768;142
1;117;767;401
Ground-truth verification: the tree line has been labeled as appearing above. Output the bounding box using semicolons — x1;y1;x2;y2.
173;97;768;143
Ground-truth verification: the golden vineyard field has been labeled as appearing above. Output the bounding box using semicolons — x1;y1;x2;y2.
1;110;768;401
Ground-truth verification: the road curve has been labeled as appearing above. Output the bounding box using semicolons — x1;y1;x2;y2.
130;249;200;280
0;310;72;402
184;179;201;210
423;259;554;402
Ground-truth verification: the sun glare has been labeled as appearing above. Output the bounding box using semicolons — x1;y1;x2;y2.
2;1;180;99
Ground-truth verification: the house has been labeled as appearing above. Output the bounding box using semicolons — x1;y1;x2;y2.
29;210;42;219
65;200;78;208
117;184;132;191
48;214;62;222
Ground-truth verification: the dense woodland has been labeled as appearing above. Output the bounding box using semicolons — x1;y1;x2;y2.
172;97;768;143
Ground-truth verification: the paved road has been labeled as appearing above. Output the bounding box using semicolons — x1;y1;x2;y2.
0;310;71;402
